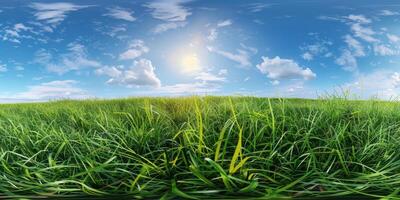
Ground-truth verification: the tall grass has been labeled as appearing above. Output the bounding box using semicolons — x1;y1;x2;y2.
0;96;400;199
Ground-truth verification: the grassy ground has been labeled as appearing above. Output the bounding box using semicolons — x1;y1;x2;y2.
0;96;400;199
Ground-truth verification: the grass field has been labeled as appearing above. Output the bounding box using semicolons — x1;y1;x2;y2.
1;96;400;199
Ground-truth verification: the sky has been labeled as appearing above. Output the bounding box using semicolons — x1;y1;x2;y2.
1;0;400;102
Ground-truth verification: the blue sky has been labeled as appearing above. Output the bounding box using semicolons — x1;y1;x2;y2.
1;0;400;101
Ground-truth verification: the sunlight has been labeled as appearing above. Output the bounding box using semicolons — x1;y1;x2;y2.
180;53;201;74
167;39;205;76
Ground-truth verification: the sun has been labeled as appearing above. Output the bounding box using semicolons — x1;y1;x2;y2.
167;37;206;75
180;53;201;74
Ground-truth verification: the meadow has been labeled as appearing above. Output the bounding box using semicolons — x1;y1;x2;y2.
1;96;400;199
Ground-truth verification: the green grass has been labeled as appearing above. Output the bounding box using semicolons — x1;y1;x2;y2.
1;96;400;199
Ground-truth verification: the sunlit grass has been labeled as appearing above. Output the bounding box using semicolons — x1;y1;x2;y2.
1;96;400;199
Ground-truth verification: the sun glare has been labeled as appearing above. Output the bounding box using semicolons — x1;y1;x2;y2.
180;53;201;74
168;43;204;75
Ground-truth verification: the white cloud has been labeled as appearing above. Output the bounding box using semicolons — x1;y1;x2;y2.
317;15;344;22
334;15;386;71
342;14;378;43
95;65;123;78
335;35;365;72
373;44;398;56
96;59;161;87
16;80;88;100
344;35;365;57
256;56;316;80
14;23;30;32
207;19;233;41
247;3;271;12
104;7;136;22
119;40;149;60
345;14;398;54
152;22;187;34
327;13;400;71
132;68;226;95
392;72;400;87
30;2;89;26
270;80;280;85
145;0;192;34
35;42;101;74
207;46;252;67
29;21;54;33
342;70;400;99
0;64;7;72
240;43;258;54
119;49;145;60
335;49;357;72
131;68;227;95
300;38;332;61
217;20;232;27
145;0;192;22
194;71;226;82
379;10;400;16
96;25;128;39
302;52;313;61
346;14;371;24
5;30;19;38
2;23;33;43
109;26;127;37
218;69;228;75
350;23;378;43
207;28;218;41
387;33;400;43
34;49;53;64
3;31;20;43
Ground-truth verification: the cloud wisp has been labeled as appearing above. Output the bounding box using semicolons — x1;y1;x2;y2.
35;42;101;74
104;7;136;22
30;2;91;27
207;46;252;67
145;0;193;34
119;40;150;60
13;80;88;101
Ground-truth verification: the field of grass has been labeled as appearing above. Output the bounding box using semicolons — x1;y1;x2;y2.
1;96;400;199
